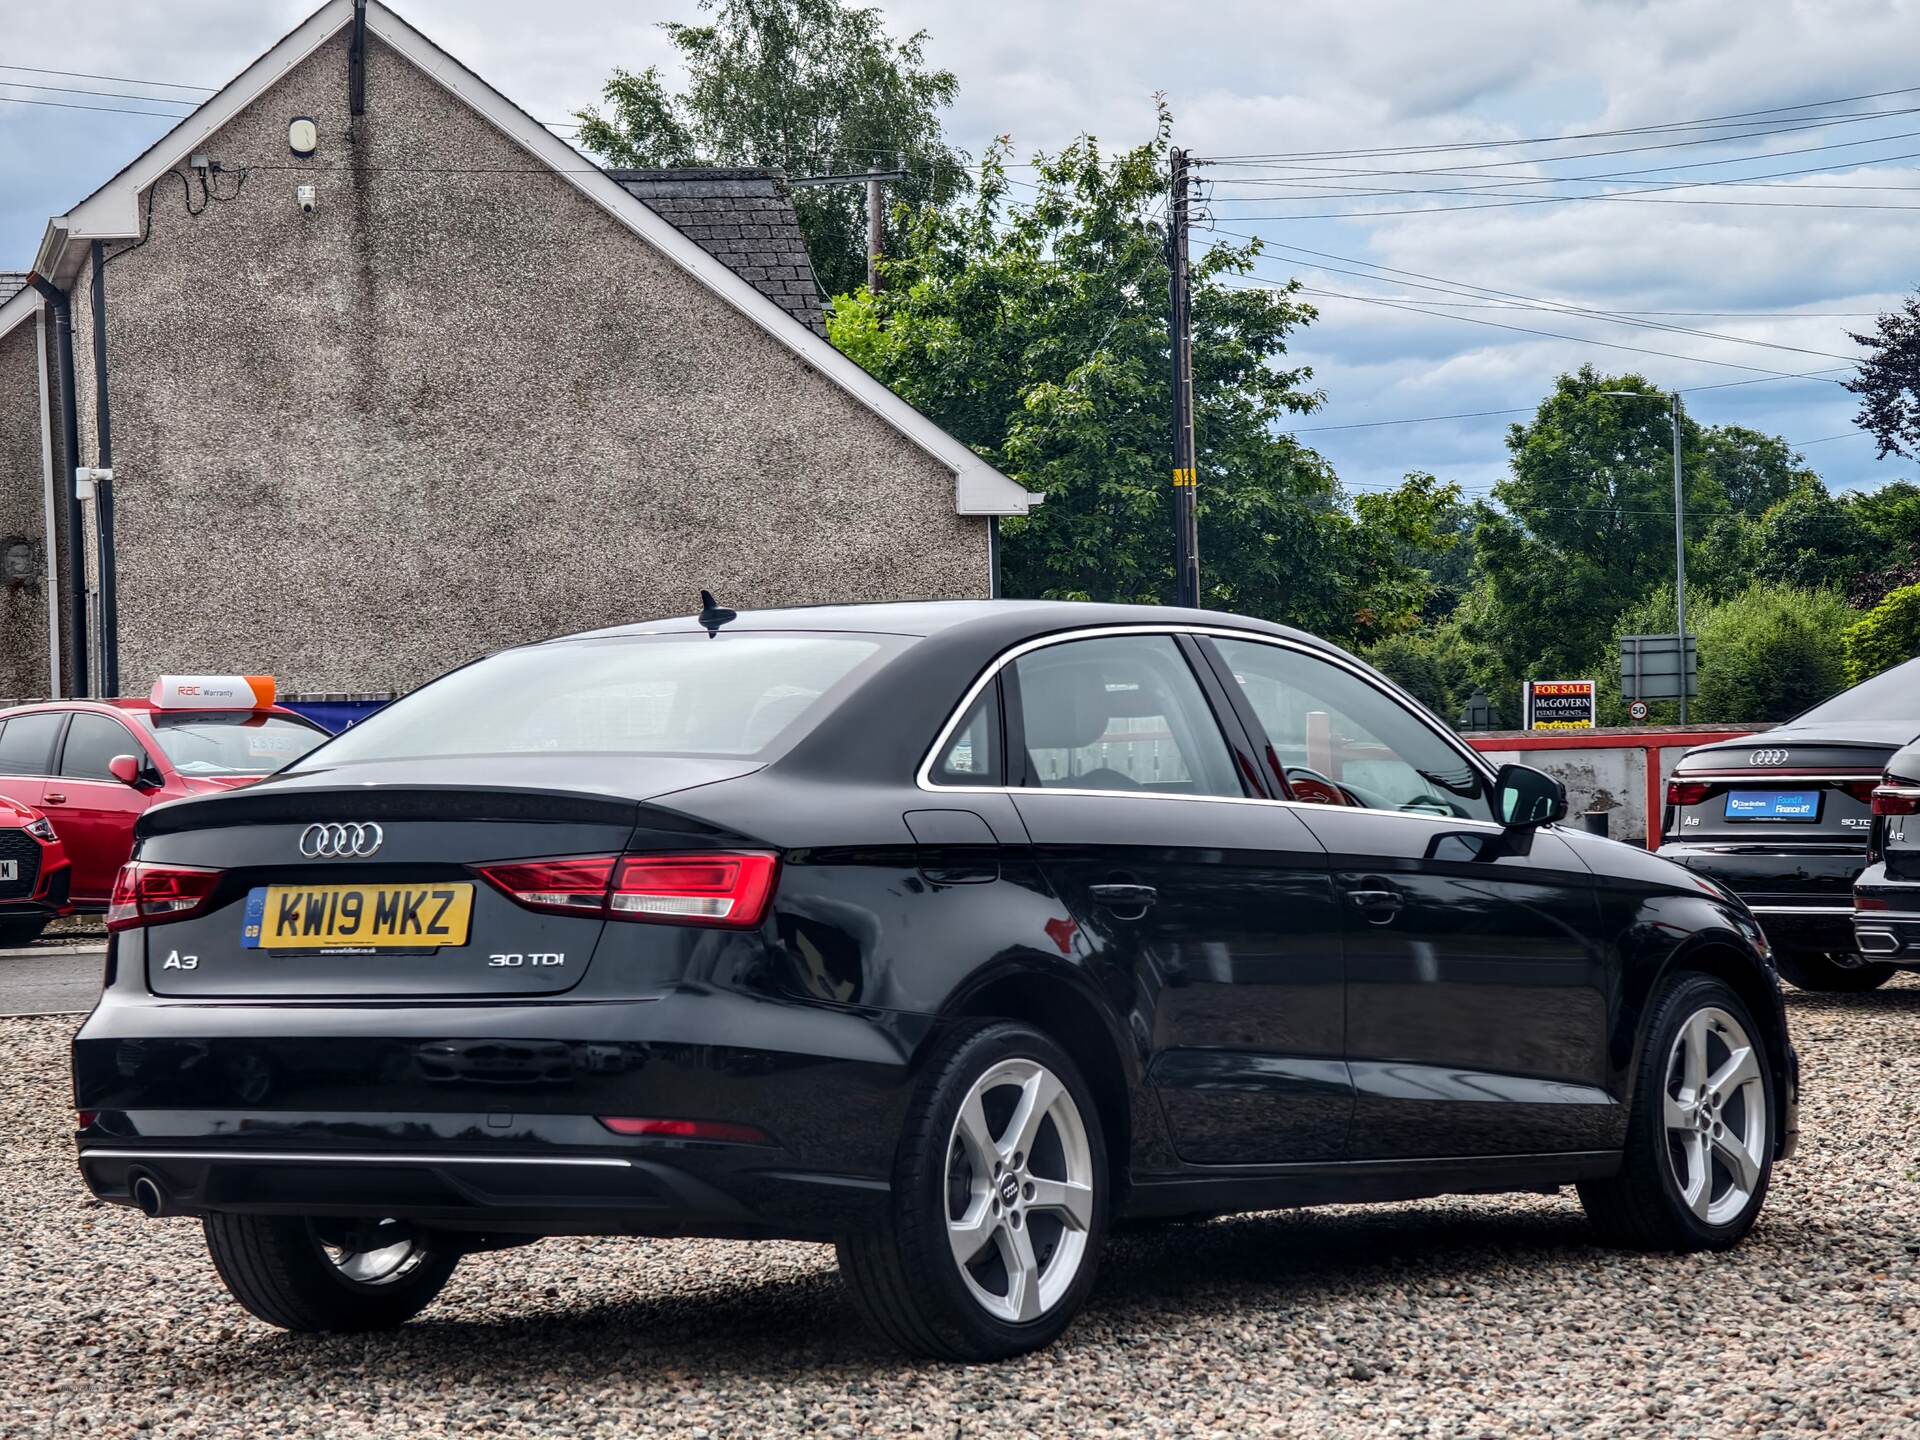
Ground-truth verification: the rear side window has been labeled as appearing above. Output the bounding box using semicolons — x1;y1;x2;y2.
931;682;1001;786
60;713;141;781
300;633;902;765
1012;634;1240;796
0;713;64;777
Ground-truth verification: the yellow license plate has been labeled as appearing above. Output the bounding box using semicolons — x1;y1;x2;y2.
243;883;474;951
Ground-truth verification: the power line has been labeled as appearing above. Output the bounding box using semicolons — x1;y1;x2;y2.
0;80;195;106
1198;84;1920;161
0;94;190;119
1204;234;1865;364
0;63;214;93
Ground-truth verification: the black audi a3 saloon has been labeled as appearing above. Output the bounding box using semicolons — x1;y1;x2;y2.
1658;654;1920;993
74;601;1797;1360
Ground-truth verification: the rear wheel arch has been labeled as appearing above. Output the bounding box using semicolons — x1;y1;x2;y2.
938;967;1137;1208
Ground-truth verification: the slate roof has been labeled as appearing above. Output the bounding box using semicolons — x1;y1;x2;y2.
0;274;28;306
609;169;827;337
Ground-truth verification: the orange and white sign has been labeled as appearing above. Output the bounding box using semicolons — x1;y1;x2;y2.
148;675;277;711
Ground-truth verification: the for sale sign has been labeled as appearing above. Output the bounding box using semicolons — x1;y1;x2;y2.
1524;679;1596;731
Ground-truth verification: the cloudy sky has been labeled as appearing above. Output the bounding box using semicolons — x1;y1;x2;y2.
5;0;1916;503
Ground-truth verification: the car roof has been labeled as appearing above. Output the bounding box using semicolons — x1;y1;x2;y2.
0;698;308;721
561;598;1332;650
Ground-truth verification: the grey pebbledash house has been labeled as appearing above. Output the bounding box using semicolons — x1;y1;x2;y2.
0;0;1035;700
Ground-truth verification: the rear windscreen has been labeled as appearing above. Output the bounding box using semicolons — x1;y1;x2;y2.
294;633;899;765
1790;655;1920;726
148;714;328;776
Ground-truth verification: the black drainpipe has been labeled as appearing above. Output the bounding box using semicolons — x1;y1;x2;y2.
26;272;87;698
89;241;119;698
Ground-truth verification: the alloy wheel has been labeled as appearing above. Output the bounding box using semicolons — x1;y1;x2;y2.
1662;1006;1768;1227
944;1058;1095;1323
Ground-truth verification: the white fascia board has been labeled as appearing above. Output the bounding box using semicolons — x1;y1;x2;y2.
365;4;1037;517
0;283;43;343
38;0;356;282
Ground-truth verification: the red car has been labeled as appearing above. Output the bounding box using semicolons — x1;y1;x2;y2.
0;795;71;946
0;677;328;922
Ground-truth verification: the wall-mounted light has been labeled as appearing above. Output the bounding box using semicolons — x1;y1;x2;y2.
288;116;318;157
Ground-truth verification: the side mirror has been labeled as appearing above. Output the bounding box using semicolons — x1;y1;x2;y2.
108;753;150;789
1495;763;1568;829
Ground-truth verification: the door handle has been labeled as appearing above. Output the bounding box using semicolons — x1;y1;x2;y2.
41;793;67;805
1346;887;1403;923
1090;882;1158;913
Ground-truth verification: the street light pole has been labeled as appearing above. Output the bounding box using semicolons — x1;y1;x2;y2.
1600;387;1690;722
1669;393;1687;724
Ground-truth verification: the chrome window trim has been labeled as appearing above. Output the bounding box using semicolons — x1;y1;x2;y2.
915;623;1510;832
78;1148;633;1169
1677;773;1882;784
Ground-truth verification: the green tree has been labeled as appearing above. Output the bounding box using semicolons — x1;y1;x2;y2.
1611;583;1852;725
830;106;1454;643
1843;582;1920;683
1847;291;1920;460
1364;617;1501;722
1470;368;1728;682
573;0;967;297
1699;425;1812;517
1746;480;1872;591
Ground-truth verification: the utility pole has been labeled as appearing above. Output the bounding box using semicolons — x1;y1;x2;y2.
867;161;886;293
1168;147;1200;609
1671;392;1688;724
789;156;906;294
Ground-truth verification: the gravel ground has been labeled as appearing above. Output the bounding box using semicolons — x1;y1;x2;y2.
7;981;1920;1439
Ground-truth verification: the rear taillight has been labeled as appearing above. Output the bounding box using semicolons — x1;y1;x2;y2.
474;857;619;917
1844;780;1881;804
106;861;222;932
1872;787;1920;817
475;852;778;929
1667;780;1713;807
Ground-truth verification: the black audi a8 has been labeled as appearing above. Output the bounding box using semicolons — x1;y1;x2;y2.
1658;655;1920;993
75;601;1797;1360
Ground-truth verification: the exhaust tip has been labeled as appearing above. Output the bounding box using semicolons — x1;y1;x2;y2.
1856;928;1901;957
129;1171;167;1218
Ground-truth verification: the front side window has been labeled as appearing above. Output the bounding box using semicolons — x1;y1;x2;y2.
1013;634;1240;797
298;633;900;766
1212;638;1494;821
59;713;143;781
0;713;65;777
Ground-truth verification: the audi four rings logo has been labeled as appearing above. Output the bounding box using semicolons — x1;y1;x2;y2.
299;822;384;858
1748;749;1791;767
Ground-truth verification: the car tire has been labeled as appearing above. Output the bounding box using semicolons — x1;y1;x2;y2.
203;1214;459;1331
0;918;44;947
1773;949;1896;993
837;1020;1108;1361
1578;972;1775;1252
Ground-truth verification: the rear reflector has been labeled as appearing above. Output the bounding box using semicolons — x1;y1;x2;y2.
1857;895;1890;911
1873;787;1920;817
597;1116;771;1144
1667;780;1714;807
475;852;778;928
106;861;222;932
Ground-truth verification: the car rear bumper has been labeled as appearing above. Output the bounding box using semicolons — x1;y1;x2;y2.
1851;865;1920;964
1656;841;1861;953
72;986;934;1239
